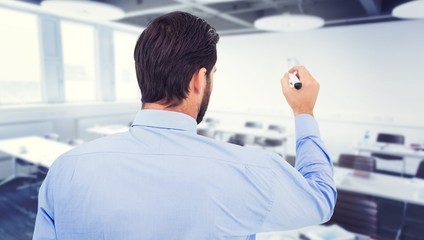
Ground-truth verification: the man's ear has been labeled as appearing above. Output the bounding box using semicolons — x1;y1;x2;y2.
192;67;207;94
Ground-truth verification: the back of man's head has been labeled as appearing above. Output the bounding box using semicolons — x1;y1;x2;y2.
134;11;220;107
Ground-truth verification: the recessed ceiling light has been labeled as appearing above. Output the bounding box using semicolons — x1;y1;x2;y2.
392;0;424;19
41;0;125;20
254;14;325;32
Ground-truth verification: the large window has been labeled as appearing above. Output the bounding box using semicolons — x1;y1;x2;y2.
61;20;97;102
0;8;42;105
113;31;140;101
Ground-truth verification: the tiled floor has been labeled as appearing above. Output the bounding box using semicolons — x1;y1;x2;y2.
0;176;45;240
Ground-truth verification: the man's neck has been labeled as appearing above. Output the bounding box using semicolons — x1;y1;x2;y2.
142;102;197;121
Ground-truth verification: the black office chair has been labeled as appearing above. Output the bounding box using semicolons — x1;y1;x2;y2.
198;118;219;139
397;203;424;240
415;160;424;179
372;133;405;177
44;132;60;141
244;121;262;129
377;133;405;145
263;124;286;147
327;190;379;239
203;117;219;126
338;154;356;168
67;138;84;146
228;121;262;146
394;161;424;240
197;128;216;139
338;154;376;172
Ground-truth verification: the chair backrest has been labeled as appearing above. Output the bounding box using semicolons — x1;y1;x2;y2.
262;124;285;147
376;133;405;145
416;160;424;179
204;117;219;126
264;138;283;147
267;124;285;133
338;154;375;172
338;154;356;168
241;121;262;145
372;133;404;161
328;190;378;238
228;134;247;146
67;139;84;146
401;203;424;239
44;132;60;141
353;155;376;172
197;128;215;139
244;121;262;129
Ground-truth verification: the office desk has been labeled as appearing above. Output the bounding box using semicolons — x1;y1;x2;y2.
355;143;424;175
86;124;128;136
356;143;424;158
257;224;360;240
0;136;73;186
334;166;424;205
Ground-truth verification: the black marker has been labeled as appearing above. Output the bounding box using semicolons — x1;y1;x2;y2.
289;72;302;90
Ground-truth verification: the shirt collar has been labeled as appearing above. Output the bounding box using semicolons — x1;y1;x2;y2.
132;109;198;133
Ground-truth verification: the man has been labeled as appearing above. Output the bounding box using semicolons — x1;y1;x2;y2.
33;11;336;239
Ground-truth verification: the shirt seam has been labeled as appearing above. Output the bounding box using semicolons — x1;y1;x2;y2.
257;157;277;232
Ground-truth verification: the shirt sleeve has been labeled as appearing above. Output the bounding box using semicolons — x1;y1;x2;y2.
33;165;57;239
260;114;337;231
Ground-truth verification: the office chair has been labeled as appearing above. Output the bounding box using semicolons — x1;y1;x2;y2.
377;133;405;145
44;132;60;141
337;154;356;168
327;190;378;239
338;154;376;172
228;121;262;146
263;124;286;147
415;160;424;179
397;203;424;240
197;117;219;139
246;121;264;146
394;162;424;240
67;138;84;146
197;128;216;139
227;134;245;146
244;121;262;129
372;133;405;177
203;117;219;126
254;124;286;156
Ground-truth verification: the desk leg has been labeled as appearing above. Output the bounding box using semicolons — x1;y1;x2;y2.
219;131;224;141
0;156;18;187
402;159;406;177
0;156;36;187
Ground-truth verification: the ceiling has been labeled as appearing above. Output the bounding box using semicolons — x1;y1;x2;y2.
19;0;415;35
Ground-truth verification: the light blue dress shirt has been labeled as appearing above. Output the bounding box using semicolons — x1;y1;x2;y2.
33;109;336;240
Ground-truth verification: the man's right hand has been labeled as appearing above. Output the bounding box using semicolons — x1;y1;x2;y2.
280;66;320;116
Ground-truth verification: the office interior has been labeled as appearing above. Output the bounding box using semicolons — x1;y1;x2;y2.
0;0;423;239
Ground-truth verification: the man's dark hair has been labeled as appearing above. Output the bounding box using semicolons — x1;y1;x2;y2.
134;11;219;107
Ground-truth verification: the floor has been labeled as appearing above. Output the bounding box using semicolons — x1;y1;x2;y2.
0;175;45;240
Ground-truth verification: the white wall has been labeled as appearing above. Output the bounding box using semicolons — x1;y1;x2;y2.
208;19;424;159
